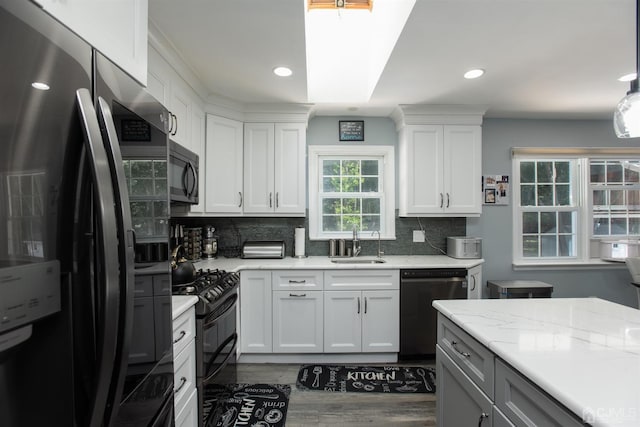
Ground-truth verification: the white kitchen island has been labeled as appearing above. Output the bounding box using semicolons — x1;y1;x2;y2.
433;297;640;427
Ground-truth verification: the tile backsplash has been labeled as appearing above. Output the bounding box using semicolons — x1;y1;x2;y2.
172;212;465;258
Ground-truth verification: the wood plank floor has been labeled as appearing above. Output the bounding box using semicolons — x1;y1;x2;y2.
233;361;437;426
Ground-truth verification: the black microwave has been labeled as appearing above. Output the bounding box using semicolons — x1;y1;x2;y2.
169;140;199;204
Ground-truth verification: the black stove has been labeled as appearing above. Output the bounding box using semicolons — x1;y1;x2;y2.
172;268;239;317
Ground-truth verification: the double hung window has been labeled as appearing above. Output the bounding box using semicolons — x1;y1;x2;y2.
513;148;640;265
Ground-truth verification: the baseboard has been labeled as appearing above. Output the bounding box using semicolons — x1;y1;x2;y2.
237;353;399;364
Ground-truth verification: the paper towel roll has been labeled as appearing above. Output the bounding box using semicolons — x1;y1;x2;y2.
294;227;306;257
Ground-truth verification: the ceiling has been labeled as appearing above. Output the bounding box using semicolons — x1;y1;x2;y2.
149;0;636;120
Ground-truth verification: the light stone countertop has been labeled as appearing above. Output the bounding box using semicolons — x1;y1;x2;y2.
192;255;483;272
433;297;640;427
171;295;198;320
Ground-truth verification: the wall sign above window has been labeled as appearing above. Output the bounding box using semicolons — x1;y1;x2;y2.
339;120;364;141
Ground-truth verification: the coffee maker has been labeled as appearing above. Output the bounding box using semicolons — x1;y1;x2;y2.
202;225;218;258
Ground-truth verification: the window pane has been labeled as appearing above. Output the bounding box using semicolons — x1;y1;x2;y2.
610;190;625;207
555;162;570;183
362;215;380;231
323;160;340;175
343;198;360;213
538;185;554;206
558;235;574;256
558;212;573;233
607;162;623;183
362;198;380;214
323;216;339;231
131;201;152;217
624;162;640;183
154;179;167;196
523;235;539;257
131;160;153;178
154;160;166;178
322;198;341;214
131;178;153;196
154;219;168;235
537;162;554;183
342;177;360;192
521;185;536;206
523;212;539;233
362;160;378;175
593;218;610;235
541;235;557;257
591;163;605;183
593;190;607;206
153;201;168;217
556;184;570;206
611;218;628;235
361;177;378;192
630;217;640;234
629;190;640;210
540;212;556;233
520;162;535;183
342;160;360;176
323;177;340;192
342;215;360;231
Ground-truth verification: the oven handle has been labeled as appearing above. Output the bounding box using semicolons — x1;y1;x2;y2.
204;332;238;382
203;293;238;327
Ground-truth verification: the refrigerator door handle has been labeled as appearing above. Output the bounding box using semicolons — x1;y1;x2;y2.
97;96;137;424
75;88;122;427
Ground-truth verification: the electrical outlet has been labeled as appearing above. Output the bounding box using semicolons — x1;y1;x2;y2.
413;230;425;243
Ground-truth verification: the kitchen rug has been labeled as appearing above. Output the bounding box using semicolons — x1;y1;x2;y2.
202;383;290;427
296;365;436;393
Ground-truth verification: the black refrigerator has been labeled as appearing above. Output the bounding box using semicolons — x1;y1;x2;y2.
0;1;174;426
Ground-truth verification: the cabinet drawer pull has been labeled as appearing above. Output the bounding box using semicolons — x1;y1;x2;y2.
276;192;279;208
174;376;187;394
451;340;471;357
357;296;361;314
288;279;306;284
446;192;450;208
477;412;489;426
289;293;306;297
440;193;443;208
364;297;368;314
269;192;273;208
173;330;186;344
238;192;243;208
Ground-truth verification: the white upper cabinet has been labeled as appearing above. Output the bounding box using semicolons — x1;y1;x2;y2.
399;124;482;216
243;123;306;216
206;115;244;214
188;104;205;213
36;0;148;85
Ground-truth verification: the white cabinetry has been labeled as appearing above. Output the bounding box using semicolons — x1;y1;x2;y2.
36;0;148;84
239;271;273;353
205;115;244;214
172;303;197;427
399;125;481;216
243;123;306;215
324;270;399;353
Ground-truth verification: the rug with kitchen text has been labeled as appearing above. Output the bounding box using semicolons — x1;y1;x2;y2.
296;365;436;393
202;383;290;427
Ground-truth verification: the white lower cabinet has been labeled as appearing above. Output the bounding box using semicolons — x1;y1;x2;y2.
436;313;582;427
240;269;399;355
239;271;273;353
273;290;323;352
324;270;399;353
172;304;197;427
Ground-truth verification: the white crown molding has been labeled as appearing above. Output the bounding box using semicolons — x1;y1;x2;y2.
391;104;487;129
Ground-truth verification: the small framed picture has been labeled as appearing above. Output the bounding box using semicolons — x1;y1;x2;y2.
484;188;496;204
339;120;364;141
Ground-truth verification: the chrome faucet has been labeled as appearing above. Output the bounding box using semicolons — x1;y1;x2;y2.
352;226;361;257
372;230;384;258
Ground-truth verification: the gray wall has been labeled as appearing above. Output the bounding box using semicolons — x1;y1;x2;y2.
467;118;637;307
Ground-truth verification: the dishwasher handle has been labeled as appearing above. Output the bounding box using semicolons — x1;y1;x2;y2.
401;276;468;285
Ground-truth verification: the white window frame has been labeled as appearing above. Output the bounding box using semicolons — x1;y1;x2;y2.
309;145;395;240
512;147;640;267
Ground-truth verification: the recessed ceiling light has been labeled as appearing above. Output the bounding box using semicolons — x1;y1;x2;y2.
273;66;293;77
464;69;485;79
31;82;50;90
619;73;637;82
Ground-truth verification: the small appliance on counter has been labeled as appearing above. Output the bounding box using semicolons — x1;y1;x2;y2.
599;239;640;262
447;236;482;259
241;240;286;259
202;225;218;258
182;227;202;260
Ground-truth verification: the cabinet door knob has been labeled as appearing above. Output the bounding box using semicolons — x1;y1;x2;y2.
451;340;471;357
477;412;489;426
173;330;186;344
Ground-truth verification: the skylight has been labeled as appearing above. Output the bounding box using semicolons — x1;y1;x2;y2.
304;0;416;103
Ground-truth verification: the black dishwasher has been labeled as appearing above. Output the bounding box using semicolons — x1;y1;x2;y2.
399;269;468;359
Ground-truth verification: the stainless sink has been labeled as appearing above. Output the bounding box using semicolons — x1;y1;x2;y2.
330;258;386;264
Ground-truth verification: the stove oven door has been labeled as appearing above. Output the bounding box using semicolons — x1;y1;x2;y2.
198;291;238;385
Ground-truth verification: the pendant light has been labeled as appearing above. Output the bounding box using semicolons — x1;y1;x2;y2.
614;0;640;138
